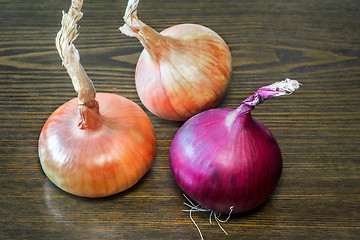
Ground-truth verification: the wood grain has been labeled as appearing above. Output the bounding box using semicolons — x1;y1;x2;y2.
1;0;359;239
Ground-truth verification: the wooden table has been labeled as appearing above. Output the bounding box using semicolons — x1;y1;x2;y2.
1;0;359;239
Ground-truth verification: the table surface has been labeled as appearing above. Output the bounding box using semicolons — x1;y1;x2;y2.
1;0;359;239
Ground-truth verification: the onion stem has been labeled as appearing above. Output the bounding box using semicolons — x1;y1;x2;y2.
120;0;170;60
238;78;301;115
55;0;101;129
226;79;301;127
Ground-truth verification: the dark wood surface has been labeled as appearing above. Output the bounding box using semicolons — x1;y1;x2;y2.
1;0;359;239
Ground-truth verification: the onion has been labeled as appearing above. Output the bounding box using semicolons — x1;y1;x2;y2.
120;0;232;121
38;0;156;198
170;79;301;214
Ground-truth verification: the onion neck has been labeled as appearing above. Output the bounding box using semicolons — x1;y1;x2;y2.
78;100;102;130
120;0;172;61
236;79;301;115
138;24;172;60
56;0;102;130
228;79;301;124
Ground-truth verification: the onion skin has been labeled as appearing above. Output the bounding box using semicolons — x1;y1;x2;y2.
135;24;232;121
170;109;282;213
41;1;156;197
120;0;232;121
39;93;156;198
169;79;301;214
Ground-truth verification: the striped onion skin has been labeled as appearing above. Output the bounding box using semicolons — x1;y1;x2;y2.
120;0;232;121
135;24;232;121
169;80;300;213
39;93;156;197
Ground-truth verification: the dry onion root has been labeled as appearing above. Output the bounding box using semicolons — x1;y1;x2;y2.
120;0;232;121
38;0;156;198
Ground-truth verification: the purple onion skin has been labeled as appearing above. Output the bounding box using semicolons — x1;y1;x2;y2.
170;108;282;214
170;79;300;214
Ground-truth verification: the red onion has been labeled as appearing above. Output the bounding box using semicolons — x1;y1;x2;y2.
170;79;301;214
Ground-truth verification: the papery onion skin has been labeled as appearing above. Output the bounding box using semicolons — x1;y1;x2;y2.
40;0;156;198
170;109;282;213
169;79;301;214
120;0;232;121
39;93;156;198
135;24;232;121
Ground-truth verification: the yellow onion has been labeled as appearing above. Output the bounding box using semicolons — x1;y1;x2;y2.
38;0;156;197
120;0;232;121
